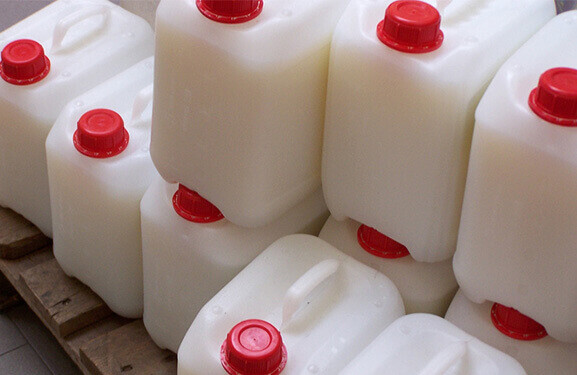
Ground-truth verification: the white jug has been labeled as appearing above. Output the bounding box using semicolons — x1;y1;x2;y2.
141;177;329;352
446;291;577;375
319;216;457;315
177;234;405;375
0;0;154;236
453;10;577;343
150;0;352;228
46;57;157;318
321;0;555;262
340;313;527;375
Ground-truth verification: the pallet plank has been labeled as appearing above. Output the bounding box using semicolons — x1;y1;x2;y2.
80;320;177;375
0;246;54;283
66;315;133;359
0;207;51;259
19;258;113;337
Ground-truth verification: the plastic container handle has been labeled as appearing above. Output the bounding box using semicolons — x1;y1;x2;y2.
131;84;154;123
417;341;469;375
51;6;111;52
281;259;340;328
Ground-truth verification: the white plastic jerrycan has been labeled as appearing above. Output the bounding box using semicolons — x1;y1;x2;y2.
321;0;555;263
0;0;154;237
177;234;405;375
46;57;157;319
141;177;329;352
453;11;577;344
340;313;527;375
119;0;160;28
319;216;457;316
150;0;352;229
445;291;577;375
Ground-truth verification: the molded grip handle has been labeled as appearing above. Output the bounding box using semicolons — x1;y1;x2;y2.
281;259;340;328
52;6;111;52
418;341;469;375
131;84;154;123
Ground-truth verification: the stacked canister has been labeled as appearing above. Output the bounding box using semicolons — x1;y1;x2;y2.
141;0;359;352
178;234;406;374
320;0;554;317
47;56;158;319
446;9;577;375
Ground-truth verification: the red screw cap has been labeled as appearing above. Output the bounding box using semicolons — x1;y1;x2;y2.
221;319;287;375
377;0;443;53
528;67;577;126
0;39;50;85
491;303;547;341
197;0;263;24
172;184;224;223
73;109;129;158
357;224;410;259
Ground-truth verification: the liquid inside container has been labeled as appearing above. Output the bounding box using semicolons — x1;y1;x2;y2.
340;313;527;375
46;57;157;318
453;10;577;343
150;0;352;228
321;0;555;262
319;215;457;316
0;0;154;236
445;291;577;375
141;177;329;352
177;234;405;374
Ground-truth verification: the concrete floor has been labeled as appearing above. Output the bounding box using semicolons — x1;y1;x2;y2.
0;303;81;375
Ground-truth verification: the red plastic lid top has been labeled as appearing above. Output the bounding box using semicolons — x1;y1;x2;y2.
377;0;443;53
73;109;129;158
172;184;224;223
197;0;263;24
0;39;50;85
357;224;410;259
528;67;577;127
491;303;547;341
221;319;287;375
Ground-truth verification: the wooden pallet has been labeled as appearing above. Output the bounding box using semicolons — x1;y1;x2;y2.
0;208;51;259
0;206;177;375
